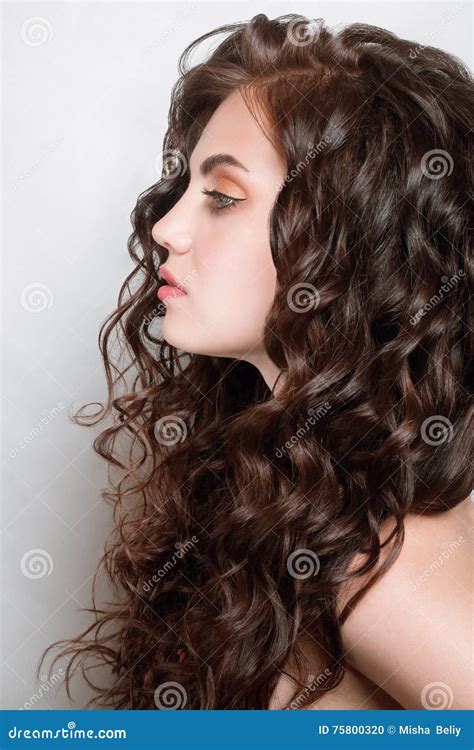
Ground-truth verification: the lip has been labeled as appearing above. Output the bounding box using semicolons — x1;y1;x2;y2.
159;266;188;294
157;285;187;301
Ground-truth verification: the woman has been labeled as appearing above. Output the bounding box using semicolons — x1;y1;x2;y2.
39;13;473;710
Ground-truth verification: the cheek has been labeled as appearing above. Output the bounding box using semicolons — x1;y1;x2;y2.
194;226;277;321
161;217;277;356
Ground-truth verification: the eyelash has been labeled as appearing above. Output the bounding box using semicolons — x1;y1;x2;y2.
201;188;244;215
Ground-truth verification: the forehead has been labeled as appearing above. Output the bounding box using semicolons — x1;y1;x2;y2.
189;89;286;183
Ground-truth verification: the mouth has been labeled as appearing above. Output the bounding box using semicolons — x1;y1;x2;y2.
158;266;188;294
157;267;189;302
157;284;187;301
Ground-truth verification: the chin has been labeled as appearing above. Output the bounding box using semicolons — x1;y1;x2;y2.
160;318;204;355
161;317;187;349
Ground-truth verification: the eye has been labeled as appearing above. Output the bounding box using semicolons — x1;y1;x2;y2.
201;188;246;215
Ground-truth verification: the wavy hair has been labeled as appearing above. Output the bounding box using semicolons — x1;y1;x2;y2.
38;13;473;709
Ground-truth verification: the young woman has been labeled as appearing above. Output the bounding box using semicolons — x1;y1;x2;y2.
39;13;473;710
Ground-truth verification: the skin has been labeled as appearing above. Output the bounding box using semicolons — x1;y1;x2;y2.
271;495;473;709
337;494;473;709
151;88;286;394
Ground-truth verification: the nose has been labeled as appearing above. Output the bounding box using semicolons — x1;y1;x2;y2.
151;217;192;255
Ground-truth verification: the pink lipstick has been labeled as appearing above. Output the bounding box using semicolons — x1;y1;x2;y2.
157;285;187;301
157;267;188;301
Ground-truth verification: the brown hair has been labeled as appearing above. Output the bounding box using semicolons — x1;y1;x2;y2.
38;13;473;709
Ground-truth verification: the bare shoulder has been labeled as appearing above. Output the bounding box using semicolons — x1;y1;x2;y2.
338;495;473;709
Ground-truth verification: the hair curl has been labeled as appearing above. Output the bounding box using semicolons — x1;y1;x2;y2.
38;13;473;709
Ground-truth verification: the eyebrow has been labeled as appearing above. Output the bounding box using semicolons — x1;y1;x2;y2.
198;153;250;177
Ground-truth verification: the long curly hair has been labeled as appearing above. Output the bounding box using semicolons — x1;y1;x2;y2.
38;13;473;709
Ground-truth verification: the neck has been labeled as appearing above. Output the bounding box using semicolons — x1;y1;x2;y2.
242;349;284;397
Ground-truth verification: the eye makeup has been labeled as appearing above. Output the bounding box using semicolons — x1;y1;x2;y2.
201;187;246;215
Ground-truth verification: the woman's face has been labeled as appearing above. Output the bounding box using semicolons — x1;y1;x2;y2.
151;89;287;363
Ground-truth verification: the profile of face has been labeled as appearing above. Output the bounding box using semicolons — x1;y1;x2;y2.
151;89;287;367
